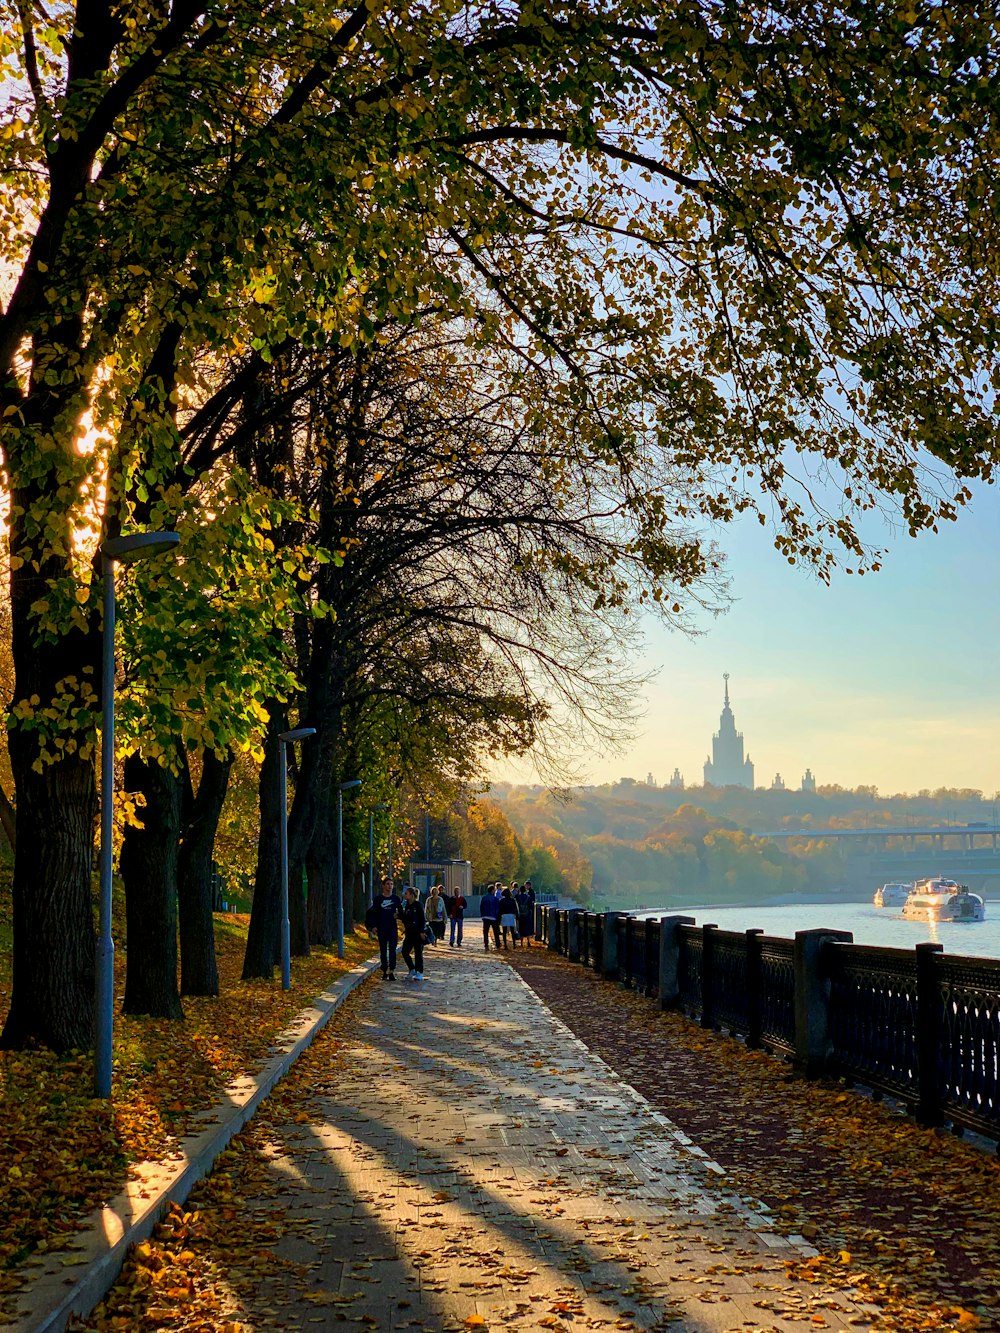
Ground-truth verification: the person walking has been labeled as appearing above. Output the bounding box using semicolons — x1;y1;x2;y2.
367;877;402;980
425;883;447;941
449;887;467;946
499;886;519;949
400;886;426;980
480;882;501;951
515;883;534;947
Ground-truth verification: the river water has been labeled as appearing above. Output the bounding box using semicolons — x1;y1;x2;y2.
633;900;1000;961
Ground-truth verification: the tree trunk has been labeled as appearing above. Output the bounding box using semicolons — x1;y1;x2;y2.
1;516;100;1051
351;860;366;934
242;703;286;980
120;751;185;1019
289;855;310;957
0;754;97;1050
306;815;335;947
178;748;233;997
0;783;15;853
343;847;358;934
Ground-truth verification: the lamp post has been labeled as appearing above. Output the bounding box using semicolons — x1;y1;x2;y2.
368;803;388;907
277;728;316;990
337;779;362;959
95;530;180;1099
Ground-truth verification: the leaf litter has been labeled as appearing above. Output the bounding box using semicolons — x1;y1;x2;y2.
0;906;372;1317
508;948;1000;1332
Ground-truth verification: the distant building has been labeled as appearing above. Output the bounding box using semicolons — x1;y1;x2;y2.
668;767;684;791
801;768;817;794
645;772;657;787
771;773;786;791
703;674;754;788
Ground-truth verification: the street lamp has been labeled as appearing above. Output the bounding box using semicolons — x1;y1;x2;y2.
337;779;362;959
368;803;388;907
277;727;316;991
95;530;180;1099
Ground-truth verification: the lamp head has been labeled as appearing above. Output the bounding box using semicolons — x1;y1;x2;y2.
278;727;317;743
339;779;362;791
101;531;180;566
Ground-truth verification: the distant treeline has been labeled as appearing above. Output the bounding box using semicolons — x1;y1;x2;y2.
489;783;1000;908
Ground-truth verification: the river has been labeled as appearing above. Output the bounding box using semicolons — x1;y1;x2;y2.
633;899;1000;960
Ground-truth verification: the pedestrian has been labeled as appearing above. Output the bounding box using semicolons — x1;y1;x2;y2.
479;882;501;951
515;883;534;947
449;886;468;946
400;886;426;980
366;876;402;980
425;883;447;941
499;886;519;949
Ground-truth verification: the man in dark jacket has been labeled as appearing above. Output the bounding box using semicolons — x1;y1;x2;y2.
448;889;468;947
400;886;426;980
479;883;501;951
366;877;402;980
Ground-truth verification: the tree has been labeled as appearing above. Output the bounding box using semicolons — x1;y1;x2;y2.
5;0;1000;1048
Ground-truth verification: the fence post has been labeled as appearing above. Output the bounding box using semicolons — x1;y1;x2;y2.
622;917;634;989
745;928;764;1050
700;923;718;1029
534;903;544;941
602;912;621;980
794;928;853;1076
567;909;582;962
658;915;695;1010
644;918;657;996
548;908;560;950
915;942;945;1128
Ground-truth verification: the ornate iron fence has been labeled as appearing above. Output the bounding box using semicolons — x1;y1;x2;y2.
537;906;1000;1143
756;935;796;1056
826;943;919;1101
938;954;1000;1137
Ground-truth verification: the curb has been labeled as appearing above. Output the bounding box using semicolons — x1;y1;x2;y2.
6;956;379;1333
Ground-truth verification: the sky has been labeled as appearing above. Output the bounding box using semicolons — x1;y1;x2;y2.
494;478;1000;798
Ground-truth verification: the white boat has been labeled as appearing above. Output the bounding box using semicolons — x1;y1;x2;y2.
873;882;913;908
900;878;986;922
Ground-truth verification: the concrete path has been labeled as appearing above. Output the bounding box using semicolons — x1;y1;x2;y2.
194;945;875;1332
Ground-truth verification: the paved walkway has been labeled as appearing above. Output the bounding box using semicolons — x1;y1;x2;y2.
169;946;876;1332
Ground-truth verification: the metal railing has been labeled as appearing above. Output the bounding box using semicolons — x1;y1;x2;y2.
535;906;1000;1144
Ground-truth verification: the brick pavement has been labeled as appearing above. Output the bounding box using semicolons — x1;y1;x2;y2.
175;944;877;1331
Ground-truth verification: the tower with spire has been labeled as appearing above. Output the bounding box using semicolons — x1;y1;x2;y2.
703;674;755;788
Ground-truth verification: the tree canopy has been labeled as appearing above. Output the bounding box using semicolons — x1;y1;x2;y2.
4;0;1000;1048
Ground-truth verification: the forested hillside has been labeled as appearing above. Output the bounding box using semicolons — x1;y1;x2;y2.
491;783;999;908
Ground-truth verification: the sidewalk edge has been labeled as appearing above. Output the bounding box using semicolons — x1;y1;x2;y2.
7;956;379;1333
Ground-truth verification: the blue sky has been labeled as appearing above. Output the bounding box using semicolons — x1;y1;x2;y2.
497;478;1000;797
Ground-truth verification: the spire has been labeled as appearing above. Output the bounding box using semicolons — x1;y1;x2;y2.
723;672;730;708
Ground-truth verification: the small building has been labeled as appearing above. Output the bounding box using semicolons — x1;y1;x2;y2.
801;768;817;793
771;772;786;792
668;767;684;791
407;859;472;897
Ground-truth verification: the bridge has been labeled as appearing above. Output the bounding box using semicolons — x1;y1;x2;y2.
752;824;1000;888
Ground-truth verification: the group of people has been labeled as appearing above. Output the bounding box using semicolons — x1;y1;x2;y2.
479;880;535;951
365;877;537;980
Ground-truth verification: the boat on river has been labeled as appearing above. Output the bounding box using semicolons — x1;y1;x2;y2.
873;882;913;908
901;878;986;922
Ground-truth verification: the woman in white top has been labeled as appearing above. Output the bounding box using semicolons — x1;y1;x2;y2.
425;884;447;940
498;887;519;949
